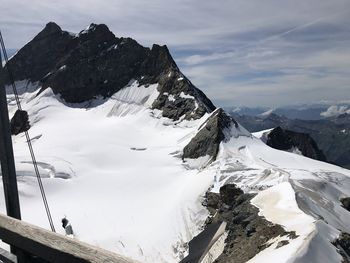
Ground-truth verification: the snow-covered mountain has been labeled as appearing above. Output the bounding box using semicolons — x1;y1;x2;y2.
231;112;350;169
1;23;350;262
226;103;350;121
253;127;327;162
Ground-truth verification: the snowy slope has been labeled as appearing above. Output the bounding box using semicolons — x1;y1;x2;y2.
2;80;216;262
208;133;350;262
2;79;350;263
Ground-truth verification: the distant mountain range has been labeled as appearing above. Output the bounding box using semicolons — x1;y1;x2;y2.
232;112;350;169
226;103;350;120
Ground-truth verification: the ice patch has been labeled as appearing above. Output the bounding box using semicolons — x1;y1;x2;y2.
179;92;194;100
183;155;213;169
288;146;303;155
168;94;176;102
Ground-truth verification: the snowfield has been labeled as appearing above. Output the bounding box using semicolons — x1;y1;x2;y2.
2;80;350;262
209;134;350;262
3;81;214;262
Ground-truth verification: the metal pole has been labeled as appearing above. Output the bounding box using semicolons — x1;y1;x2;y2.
0;35;31;263
0;49;21;220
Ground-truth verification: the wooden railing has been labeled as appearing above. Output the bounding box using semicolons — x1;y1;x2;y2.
0;213;136;263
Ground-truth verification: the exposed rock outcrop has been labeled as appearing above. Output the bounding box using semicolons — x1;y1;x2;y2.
152;71;215;120
1;22;215;121
341;197;350;212
10;110;30;135
203;184;297;263
182;108;237;160
333;232;350;263
266;126;327;161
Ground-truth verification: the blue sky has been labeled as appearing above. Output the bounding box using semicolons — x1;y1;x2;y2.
1;0;350;107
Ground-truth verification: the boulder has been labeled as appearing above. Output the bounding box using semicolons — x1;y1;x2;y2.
10;110;30;135
341;197;350;212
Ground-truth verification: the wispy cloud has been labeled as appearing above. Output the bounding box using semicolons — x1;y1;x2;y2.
1;0;350;106
321;105;350;117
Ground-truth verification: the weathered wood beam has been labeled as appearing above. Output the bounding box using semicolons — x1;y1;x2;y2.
0;214;136;263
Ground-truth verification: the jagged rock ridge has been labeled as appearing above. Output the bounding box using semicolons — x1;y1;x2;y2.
203;184;297;263
2;22;215;121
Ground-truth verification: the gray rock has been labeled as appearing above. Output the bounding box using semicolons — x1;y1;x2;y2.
341;197;350;212
183;108;237;160
219;184;243;206
202;184;297;263
333;232;350;263
276;240;290;248
152;70;215;121
10;110;30;135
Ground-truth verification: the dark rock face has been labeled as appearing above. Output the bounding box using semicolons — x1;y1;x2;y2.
219;184;243;205
10;110;30;135
266;126;327;161
183;108;237;160
202;184;297;263
333;232;350;263
152;72;215;120
341;197;350;212
2;22;73;83
2;22;215;121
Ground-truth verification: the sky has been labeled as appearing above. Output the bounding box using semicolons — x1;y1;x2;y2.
1;0;350;107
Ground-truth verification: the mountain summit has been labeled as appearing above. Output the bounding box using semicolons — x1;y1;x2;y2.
3;22;215;121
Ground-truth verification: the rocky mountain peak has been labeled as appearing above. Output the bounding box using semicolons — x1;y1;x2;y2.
84;23;109;33
36;22;63;38
77;23;116;44
151;44;178;70
1;22;72;82
3;22;216;121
